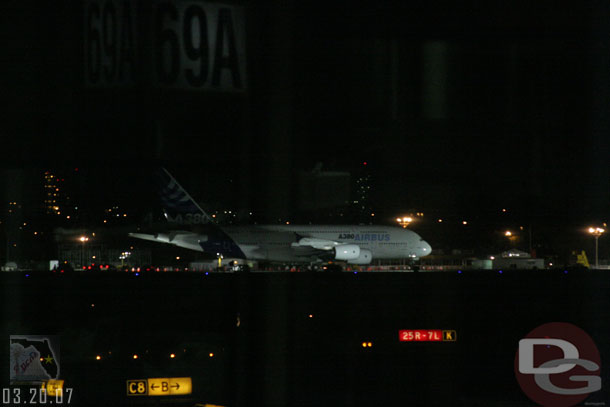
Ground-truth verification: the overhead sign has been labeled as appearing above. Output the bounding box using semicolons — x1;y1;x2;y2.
399;330;457;342
84;0;136;87
84;0;247;91
153;1;247;90
126;377;192;396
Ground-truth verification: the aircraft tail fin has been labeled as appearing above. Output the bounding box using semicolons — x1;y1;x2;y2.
156;168;214;225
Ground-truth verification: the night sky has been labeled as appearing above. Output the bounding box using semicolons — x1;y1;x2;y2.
2;0;609;226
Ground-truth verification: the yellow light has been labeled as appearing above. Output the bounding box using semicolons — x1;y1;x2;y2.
96;355;101;360
176;256;180;260
588;227;605;235
371;213;375;217
438;219;443;223
361;342;367;348
505;231;512;237
43;380;64;397
133;354;138;359
308;314;313;318
463;221;468;225
367;342;372;347
396;218;402;222
209;353;214;358
170;353;176;358
147;377;192;396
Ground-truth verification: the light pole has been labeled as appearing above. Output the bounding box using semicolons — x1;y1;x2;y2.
396;217;413;228
587;227;605;269
79;236;89;268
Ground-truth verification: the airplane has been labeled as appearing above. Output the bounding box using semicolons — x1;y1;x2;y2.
129;169;432;267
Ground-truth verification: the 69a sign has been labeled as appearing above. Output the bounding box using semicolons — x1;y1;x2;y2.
84;0;136;86
84;0;246;91
515;322;602;407
153;1;246;90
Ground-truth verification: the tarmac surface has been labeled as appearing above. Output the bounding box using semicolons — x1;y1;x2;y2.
1;269;609;406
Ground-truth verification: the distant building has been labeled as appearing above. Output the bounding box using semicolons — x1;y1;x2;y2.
472;250;545;270
297;164;351;214
43;170;80;222
43;171;62;215
351;162;374;223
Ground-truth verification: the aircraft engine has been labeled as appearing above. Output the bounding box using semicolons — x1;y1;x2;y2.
347;249;372;265
333;244;361;261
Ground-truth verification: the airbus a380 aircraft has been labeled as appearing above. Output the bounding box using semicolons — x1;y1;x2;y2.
129;169;432;265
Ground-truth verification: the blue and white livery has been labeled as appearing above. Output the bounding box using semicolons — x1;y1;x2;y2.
129;169;432;264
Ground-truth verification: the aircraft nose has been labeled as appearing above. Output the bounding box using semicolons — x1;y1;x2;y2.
420;240;432;256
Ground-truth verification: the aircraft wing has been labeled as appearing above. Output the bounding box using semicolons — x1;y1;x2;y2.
290;235;362;261
129;231;204;252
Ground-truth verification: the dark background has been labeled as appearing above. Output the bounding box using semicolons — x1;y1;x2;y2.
3;0;609;218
